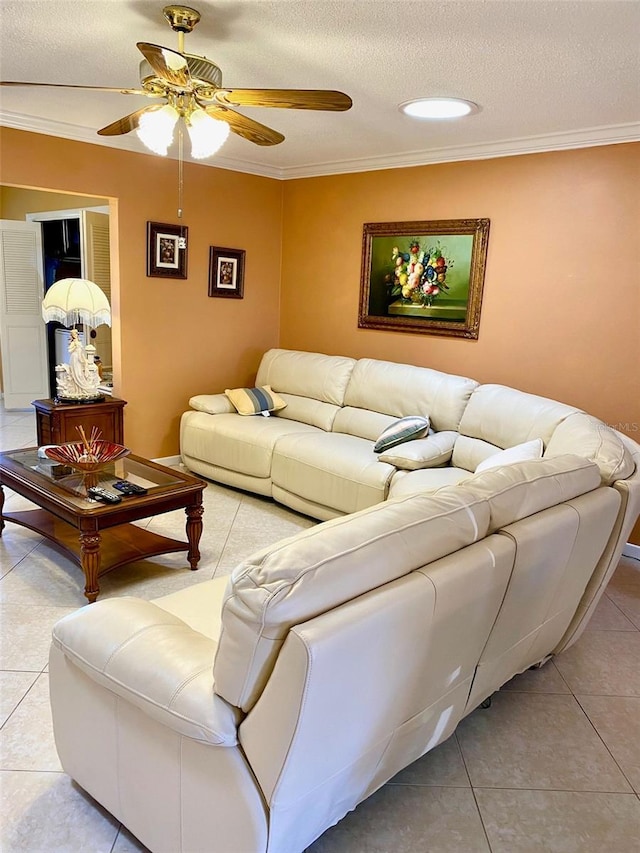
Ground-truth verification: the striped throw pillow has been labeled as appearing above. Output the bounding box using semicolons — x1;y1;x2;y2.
225;385;287;416
373;416;430;453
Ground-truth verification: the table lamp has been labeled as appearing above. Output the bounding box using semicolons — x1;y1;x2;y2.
42;278;111;403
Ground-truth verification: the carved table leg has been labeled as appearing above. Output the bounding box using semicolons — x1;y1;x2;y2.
185;500;204;570
80;530;101;603
0;485;4;534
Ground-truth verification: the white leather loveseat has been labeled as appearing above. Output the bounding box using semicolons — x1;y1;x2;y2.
49;349;640;853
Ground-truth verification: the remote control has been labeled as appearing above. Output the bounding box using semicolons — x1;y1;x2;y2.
113;480;148;496
87;486;122;504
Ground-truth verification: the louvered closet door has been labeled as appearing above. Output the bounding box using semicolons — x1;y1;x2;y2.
82;211;112;373
0;220;49;409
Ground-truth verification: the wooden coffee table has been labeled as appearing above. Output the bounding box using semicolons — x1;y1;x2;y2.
0;448;206;603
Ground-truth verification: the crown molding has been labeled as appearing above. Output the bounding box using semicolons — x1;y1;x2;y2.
0;110;284;179
278;122;640;179
1;110;639;181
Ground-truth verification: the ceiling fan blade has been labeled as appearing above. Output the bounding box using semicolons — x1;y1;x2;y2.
204;105;284;146
137;42;191;88
97;107;155;136
211;88;352;111
0;80;148;95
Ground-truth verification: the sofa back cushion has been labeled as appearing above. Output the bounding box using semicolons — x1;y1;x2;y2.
239;534;515;852
332;407;397;441
273;394;342;432
255;349;357;431
256;349;356;405
452;384;581;471
447;454;601;533
343;358;478;433
213;490;490;711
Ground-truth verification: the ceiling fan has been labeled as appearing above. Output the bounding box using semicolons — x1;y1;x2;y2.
1;4;353;158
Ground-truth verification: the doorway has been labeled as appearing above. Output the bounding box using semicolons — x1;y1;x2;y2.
27;207;112;397
0;187;112;407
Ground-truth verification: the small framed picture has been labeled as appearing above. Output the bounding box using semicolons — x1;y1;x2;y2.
147;221;188;279
208;246;245;298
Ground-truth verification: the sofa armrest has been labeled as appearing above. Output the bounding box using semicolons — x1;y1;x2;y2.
189;393;236;415
51;597;241;745
378;431;458;470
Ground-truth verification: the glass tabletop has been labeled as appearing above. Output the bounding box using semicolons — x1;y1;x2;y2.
2;448;185;502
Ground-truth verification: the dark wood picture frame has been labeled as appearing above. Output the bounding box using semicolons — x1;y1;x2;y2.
208;246;245;299
146;221;188;279
358;219;490;339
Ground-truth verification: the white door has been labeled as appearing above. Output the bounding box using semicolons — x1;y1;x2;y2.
0;220;49;409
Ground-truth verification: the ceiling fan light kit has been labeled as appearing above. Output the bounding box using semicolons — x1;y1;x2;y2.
0;4;352;161
399;97;479;119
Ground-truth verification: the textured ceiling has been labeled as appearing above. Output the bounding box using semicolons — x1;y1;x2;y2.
0;0;639;178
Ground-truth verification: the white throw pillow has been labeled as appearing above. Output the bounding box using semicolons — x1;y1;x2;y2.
474;438;543;474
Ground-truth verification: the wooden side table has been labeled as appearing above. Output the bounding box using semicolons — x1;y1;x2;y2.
32;398;127;446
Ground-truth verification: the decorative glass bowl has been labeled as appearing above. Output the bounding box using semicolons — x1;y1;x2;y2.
44;441;130;489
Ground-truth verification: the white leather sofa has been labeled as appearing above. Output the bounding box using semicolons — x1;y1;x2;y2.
179;348;636;520
49;349;640;853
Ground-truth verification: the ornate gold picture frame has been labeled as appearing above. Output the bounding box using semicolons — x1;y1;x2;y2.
359;219;490;339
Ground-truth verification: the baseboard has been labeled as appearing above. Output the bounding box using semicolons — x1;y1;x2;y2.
152;454;182;467
622;543;640;561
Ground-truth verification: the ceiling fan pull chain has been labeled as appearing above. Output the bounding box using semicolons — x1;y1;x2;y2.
177;124;184;219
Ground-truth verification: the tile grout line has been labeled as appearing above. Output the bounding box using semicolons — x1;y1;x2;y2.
212;494;245;580
454;730;495;852
0;672;39;732
572;693;638;795
603;590;640;631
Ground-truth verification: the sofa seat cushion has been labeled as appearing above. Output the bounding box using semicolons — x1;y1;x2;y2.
180;410;321;479
153;575;229;640
271;432;396;515
388;467;473;498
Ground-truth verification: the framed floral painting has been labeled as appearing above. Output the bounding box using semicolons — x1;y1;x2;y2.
358;219;490;339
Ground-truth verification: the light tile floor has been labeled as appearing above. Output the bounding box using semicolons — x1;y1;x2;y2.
1;404;639;852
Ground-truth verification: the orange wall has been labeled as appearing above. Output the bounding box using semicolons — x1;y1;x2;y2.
1;130;638;541
280;143;640;542
281;144;639;430
0;127;283;457
0;186;107;218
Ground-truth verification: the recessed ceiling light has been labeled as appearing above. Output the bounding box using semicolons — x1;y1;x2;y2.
399;98;480;119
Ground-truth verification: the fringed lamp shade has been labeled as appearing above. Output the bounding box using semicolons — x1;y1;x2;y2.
42;278;111;327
